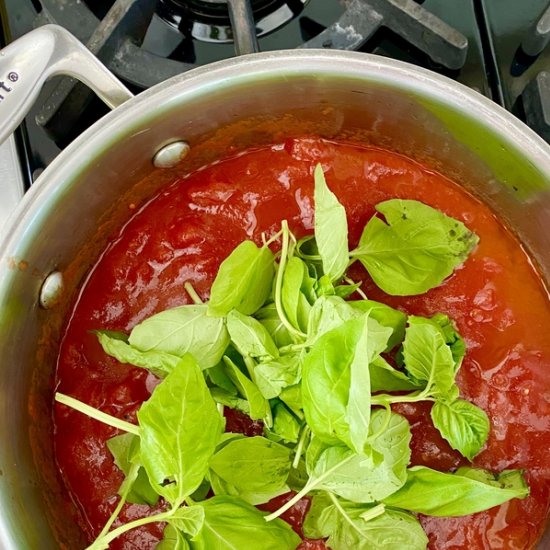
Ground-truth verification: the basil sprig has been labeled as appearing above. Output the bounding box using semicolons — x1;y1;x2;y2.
54;163;528;550
350;199;479;295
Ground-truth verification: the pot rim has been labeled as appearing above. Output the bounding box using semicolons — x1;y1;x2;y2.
2;49;550;266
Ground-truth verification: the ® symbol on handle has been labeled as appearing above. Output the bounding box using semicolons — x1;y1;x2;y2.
0;73;17;101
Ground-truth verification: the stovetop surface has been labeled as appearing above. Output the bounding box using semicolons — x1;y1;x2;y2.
2;0;550;188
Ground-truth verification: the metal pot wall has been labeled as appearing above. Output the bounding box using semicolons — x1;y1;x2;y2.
0;24;549;549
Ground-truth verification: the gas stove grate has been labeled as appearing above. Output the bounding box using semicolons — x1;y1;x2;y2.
5;0;469;146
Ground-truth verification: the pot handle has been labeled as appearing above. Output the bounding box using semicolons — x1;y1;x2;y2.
0;24;133;146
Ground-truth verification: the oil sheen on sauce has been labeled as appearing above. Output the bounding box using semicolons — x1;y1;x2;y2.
54;138;550;549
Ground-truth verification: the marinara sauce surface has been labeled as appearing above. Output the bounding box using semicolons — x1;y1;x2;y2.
54;138;550;549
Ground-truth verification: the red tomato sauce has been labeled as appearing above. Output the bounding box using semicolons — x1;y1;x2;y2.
54;137;550;549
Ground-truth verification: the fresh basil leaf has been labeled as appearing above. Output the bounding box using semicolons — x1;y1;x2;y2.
313;164;349;282
305;410;410;502
307;295;361;343
226;310;279;359
270;402;301;443
224;356;270;422
254;303;295;348
189;496;301;550
383;465;529;516
302;492;336;539
347;317;372;454
369;410;411;482
206;362;238;394
96;331;178;377
137;355;224;506
316;274;336;297
282;256;311;332
301;261;319;304
305;445;391;503
431;399;490;460
295;234;321;263
208;470;289;506
209;387;250;415
169;506;205;537
279;384;303;418
190;478;212;503
334;281;362;299
303;493;428;550
157;524;190;550
255;354;302;399
106;433;159;506
302;316;391;450
402;316;455;396
430;312;466;371
348;299;407;351
128;305;229;370
209;436;292;504
352;199;479;295
369;356;422;392
208;241;274;317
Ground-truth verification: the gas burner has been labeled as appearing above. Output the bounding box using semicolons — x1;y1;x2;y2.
158;0;309;43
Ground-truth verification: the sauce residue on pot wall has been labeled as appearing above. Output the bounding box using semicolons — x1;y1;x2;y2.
54;137;550;549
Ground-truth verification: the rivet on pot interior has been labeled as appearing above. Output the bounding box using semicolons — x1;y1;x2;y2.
153;141;190;168
39;271;64;309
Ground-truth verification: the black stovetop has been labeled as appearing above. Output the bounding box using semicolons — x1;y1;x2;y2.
2;0;550;188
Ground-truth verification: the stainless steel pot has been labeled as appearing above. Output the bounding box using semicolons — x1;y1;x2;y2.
0;24;549;550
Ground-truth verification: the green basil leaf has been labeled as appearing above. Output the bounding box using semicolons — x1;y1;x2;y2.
255;355;302;399
254;303;295;348
302;317;391;451
282;256;311;332
353;199;479;295
302;492;337;538
224;356;270;422
226;310;279;359
316;274;336;297
128;305;229;370
347;317;372;454
383;465;529;516
369;356;422;392
208;470;289;506
306;446;391;503
307;295;361;343
106;433;159;505
304;411;410;503
303;493;428;550
279;384;303;418
430;312;466;371
137;356;224;506
431;399;490;460
189;496;301;550
209;436;292;504
334;280;363;299
190;478;212;503
206;362;238;394
270;402;301;443
402;316;455;396
209;387;250;415
96;331;178;377
368;409;412;486
169;506;205;537
208;241;274;317
348;299;407;351
157;524;190;550
313;164;349;282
